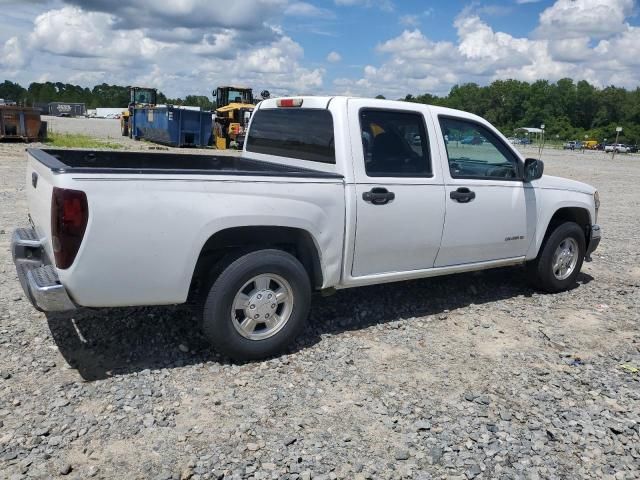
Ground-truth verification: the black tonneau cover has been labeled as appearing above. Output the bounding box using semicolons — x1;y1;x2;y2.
28;149;343;179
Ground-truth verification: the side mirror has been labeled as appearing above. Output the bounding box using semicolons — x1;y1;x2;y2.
524;158;544;182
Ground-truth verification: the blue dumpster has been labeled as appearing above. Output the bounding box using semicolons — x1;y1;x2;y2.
131;106;212;147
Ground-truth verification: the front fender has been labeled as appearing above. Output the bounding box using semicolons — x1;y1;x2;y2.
526;190;595;260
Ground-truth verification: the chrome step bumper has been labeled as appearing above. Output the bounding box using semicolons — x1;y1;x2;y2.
11;227;76;312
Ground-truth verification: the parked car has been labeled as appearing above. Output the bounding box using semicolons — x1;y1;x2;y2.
604;143;629;153
461;135;483;145
626;144;638;153
12;96;601;360
563;141;581;150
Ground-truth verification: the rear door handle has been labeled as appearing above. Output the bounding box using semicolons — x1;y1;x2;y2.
363;187;395;205
450;187;475;203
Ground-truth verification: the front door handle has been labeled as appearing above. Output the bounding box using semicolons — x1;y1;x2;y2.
450;187;476;203
363;187;395;205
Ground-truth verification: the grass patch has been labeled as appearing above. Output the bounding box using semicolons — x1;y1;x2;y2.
44;132;122;150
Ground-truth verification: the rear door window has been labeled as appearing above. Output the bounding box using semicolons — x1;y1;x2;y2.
246;108;335;164
359;109;432;177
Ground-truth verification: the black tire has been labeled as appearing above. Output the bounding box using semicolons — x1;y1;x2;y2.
526;221;586;293
202;249;311;361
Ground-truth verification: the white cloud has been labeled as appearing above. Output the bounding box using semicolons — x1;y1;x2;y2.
327;51;342;63
30;7;166;60
2;0;640;101
594;26;640;66
536;0;634;39
399;14;419;27
285;2;334;18
64;0;288;30
0;1;324;98
334;0;394;12
399;9;433;27
1;36;29;69
336;0;640;97
547;36;592;62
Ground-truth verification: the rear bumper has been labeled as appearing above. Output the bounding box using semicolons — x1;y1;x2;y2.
11;227;76;312
585;224;601;261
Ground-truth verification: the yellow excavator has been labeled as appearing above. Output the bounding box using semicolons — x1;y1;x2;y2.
213;86;256;149
121;87;157;137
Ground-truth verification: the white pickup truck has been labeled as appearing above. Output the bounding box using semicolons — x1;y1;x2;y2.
12;96;601;360
604;143;629;153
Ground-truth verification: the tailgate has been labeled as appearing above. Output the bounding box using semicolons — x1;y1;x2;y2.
26;150;57;263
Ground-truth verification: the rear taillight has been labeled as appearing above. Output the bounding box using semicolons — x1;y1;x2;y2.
51;187;89;269
276;98;303;108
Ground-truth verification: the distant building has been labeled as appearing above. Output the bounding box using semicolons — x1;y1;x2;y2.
95;107;124;118
48;102;86;117
32;102;50;115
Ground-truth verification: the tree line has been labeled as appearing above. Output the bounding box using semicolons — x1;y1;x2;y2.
2;78;639;143
393;78;640;144
0;80;213;110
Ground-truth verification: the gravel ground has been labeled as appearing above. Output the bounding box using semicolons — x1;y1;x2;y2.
43;115;224;154
44;116;124;142
1;138;639;480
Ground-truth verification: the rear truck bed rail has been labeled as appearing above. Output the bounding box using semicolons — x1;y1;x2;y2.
27;148;344;178
12;227;75;312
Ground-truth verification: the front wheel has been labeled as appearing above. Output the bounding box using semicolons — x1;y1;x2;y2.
202;249;311;361
526;221;586;292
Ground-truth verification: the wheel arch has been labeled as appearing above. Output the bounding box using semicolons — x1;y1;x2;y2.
533;206;591;258
189;226;324;300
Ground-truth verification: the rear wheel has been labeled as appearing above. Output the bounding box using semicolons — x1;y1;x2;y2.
527;221;585;292
202;249;311;361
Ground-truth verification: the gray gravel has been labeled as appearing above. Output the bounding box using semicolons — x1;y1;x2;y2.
42;115;234;155
1;139;639;479
44;115;124;142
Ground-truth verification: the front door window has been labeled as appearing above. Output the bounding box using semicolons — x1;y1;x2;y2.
439;117;520;180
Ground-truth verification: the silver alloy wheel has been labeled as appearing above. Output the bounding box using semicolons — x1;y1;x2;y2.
552;237;579;280
231;273;294;341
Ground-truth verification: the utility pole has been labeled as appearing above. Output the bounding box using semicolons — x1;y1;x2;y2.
612;126;622;160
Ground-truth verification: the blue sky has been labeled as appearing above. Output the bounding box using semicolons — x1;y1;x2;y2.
1;0;638;99
283;1;548;72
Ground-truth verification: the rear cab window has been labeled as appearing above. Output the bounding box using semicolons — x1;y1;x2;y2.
246;108;335;164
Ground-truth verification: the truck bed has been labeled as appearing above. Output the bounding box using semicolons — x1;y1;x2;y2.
28;148;343;178
24;147;346;307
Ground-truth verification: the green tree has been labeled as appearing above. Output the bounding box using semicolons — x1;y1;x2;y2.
0;80;27;103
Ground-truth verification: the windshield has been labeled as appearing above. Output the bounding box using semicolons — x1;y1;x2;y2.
132;89;155;104
227;90;251;104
